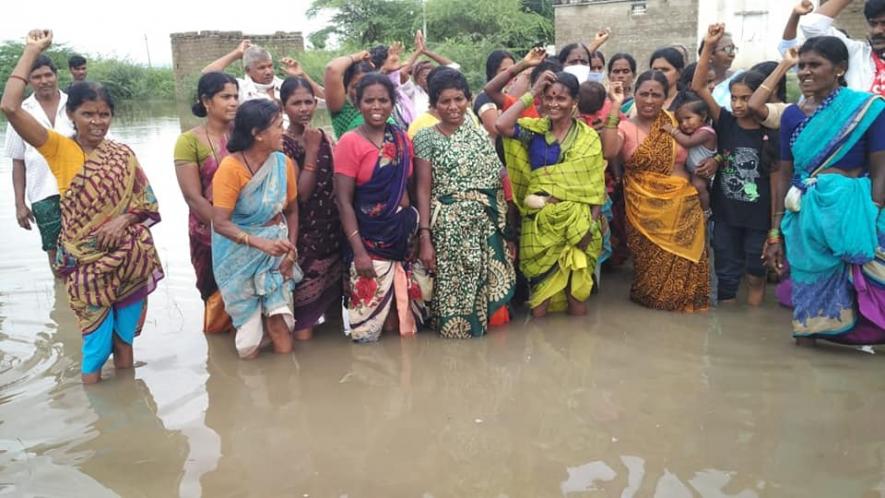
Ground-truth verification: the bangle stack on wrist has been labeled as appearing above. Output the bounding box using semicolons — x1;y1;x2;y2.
236;232;251;247
604;114;620;129
767;228;782;245
519;92;534;108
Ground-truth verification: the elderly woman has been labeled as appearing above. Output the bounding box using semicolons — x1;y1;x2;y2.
280;76;342;341
174;72;238;335
202;39;324;102
697;31;741;109
1;30;164;383
333;73;426;342
765;36;885;346
211;100;300;359
414;68;516;338
602;71;710;312
496;70;607;317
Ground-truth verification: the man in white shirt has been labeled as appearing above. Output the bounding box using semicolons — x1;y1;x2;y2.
800;0;885;94
5;54;74;275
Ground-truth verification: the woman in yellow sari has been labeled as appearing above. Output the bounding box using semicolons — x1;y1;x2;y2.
602;71;710;311
496;70;607;317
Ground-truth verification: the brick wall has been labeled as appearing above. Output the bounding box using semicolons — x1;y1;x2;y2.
555;0;699;73
170;31;304;102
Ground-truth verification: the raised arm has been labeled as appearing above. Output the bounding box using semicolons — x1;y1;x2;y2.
784;1;813;41
585;28;611;56
692;23;725;122
280;57;325;100
400;30;426;84
748;48;798;121
324;50;370;114
0;30;52;149
202;39;250;74
815;0;852;19
484;47;546;108
602;81;626;161
495;70;553;138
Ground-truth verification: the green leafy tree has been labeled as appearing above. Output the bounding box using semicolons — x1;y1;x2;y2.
307;0;552;92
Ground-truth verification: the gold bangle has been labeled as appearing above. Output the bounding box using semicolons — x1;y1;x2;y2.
347;229;360;240
760;83;773;92
302;163;317;173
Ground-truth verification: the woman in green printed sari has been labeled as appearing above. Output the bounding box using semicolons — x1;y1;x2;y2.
496;70;608;317
414;68;516;338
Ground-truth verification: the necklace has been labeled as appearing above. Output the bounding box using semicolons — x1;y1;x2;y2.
356;125;383;149
204;127;227;166
241;153;257;175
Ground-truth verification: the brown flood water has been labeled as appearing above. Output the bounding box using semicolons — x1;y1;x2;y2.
1;106;885;498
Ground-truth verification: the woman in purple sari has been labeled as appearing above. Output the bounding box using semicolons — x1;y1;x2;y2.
333;73;426;342
174;72;239;334
280;76;343;340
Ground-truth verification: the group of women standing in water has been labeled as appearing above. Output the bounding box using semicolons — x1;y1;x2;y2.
2;9;883;383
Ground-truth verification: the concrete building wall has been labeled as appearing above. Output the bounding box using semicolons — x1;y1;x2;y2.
170;30;304;102
555;0;870;75
555;0;699;73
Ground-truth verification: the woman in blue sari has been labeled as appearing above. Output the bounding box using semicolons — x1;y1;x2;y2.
334;73;426;342
765;36;885;346
212;100;301;358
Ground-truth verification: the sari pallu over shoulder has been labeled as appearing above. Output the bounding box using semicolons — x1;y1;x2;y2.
623;111;706;264
621;111;709;312
781;88;885;340
353;125;417;261
212;152;294;329
57;139;164;333
502;118;608;310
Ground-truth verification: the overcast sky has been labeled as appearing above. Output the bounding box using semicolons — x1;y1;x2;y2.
0;0;332;67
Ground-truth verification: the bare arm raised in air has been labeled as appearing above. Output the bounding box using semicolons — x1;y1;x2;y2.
0;29;52;149
692;23;725;123
484;47;546;108
495;70;555;138
202;39;251;74
324;51;371;114
748;48;798;122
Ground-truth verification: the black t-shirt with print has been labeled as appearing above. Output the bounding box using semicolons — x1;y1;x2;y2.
712;109;777;230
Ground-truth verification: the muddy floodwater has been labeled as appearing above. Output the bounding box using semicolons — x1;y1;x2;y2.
1;105;884;498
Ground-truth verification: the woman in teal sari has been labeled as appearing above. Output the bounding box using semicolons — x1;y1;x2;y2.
212;100;301;358
765;36;885;345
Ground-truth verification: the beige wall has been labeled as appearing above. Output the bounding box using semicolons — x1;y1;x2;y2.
555;0;699;72
170;31;304;102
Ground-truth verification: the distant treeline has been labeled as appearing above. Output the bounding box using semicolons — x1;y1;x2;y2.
0;41;176;101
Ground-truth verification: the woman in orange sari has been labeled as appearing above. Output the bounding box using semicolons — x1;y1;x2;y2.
601;70;710;311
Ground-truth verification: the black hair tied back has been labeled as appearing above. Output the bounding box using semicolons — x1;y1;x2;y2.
192;72;238;118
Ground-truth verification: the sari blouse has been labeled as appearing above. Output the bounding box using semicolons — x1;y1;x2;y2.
333;131;414;185
780;103;885;171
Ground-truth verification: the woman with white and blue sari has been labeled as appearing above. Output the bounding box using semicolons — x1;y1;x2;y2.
766;36;885;346
212;100;301;358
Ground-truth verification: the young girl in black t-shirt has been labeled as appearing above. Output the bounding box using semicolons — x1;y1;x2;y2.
692;23;781;305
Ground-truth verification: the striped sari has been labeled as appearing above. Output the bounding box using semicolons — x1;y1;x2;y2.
55;139;164;334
